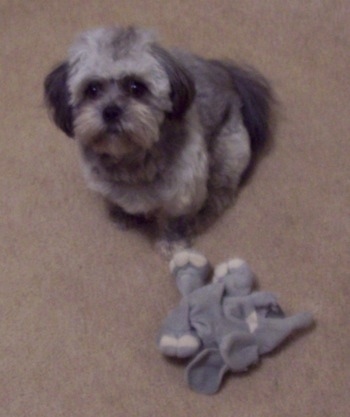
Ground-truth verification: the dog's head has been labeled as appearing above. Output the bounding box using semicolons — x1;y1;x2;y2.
44;27;195;159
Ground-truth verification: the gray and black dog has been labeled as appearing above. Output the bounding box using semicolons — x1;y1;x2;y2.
44;26;273;256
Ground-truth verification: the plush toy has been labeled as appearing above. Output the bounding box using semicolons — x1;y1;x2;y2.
157;250;314;395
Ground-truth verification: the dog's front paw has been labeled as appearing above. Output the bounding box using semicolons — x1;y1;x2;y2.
158;334;201;358
155;238;190;259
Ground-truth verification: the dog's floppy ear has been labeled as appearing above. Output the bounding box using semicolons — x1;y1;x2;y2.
44;62;74;138
152;45;195;119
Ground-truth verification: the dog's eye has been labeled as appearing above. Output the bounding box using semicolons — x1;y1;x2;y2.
122;78;148;98
84;81;104;100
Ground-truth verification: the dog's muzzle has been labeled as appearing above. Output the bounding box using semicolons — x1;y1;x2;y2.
102;105;123;124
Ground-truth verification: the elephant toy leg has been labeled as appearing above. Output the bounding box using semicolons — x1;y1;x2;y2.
170;250;212;296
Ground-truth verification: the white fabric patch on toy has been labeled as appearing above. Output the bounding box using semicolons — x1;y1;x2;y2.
246;310;259;333
159;334;200;358
213;258;245;282
170;251;208;273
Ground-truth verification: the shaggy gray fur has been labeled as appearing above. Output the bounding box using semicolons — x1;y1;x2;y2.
44;26;273;256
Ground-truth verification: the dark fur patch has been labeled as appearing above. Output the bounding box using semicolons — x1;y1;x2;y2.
151;45;196;119
44;62;74;137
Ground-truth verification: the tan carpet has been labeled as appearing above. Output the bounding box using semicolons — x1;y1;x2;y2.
1;1;349;415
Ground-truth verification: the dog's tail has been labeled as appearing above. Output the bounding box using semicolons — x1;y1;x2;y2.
212;60;274;153
230;64;274;152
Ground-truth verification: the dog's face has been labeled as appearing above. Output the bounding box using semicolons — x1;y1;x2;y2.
44;27;195;160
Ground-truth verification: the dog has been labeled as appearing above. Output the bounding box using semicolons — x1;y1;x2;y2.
44;26;273;256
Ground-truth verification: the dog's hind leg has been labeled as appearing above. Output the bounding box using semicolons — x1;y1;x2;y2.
194;117;251;233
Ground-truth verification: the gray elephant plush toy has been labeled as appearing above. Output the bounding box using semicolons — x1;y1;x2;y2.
157;250;314;395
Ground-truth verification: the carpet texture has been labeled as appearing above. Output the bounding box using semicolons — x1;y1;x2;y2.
1;1;349;416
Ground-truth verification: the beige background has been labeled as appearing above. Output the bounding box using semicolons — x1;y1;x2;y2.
1;1;349;416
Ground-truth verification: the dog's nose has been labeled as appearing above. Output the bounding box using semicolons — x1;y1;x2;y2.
102;105;122;123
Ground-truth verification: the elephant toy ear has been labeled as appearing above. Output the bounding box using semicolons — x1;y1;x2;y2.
220;332;259;372
186;349;229;395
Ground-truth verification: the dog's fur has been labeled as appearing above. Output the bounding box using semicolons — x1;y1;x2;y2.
44;26;273;255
